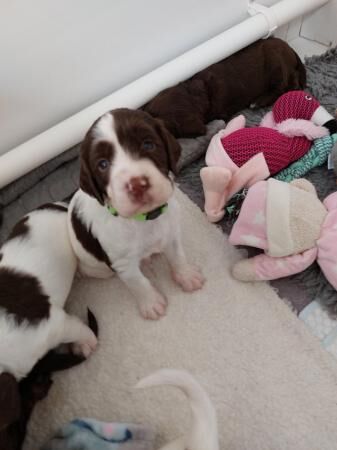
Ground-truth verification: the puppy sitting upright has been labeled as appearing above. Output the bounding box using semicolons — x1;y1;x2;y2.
68;108;205;320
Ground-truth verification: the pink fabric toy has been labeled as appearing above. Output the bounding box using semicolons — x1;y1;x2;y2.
228;178;337;292
201;91;332;222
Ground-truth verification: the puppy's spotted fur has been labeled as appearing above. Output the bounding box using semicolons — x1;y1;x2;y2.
0;205;97;383
68;108;205;319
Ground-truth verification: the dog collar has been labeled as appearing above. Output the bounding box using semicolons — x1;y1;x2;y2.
107;203;168;221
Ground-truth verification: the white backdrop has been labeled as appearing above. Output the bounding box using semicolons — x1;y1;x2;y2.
0;0;250;156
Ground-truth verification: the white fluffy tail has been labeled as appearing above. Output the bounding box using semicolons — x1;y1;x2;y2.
135;369;219;450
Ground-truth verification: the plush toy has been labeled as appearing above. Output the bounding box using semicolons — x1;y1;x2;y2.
274;133;337;182
224;133;337;219
201;90;335;222
228;178;337;292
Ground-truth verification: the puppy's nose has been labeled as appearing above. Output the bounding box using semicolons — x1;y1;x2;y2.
126;176;150;201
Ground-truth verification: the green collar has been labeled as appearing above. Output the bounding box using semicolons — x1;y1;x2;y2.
107;203;168;221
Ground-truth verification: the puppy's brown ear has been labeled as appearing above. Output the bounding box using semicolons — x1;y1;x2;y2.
155;119;182;175
0;373;20;430
79;139;105;205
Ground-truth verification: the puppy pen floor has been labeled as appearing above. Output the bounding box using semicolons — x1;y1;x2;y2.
23;189;337;450
1;45;337;449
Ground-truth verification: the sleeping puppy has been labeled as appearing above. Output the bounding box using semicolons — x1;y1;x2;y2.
0;309;98;450
136;369;219;450
143;37;306;137
0;203;98;383
68;108;205;320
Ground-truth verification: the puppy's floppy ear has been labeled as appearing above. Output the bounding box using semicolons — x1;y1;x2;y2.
79;138;105;205
0;373;20;430
155;119;182;175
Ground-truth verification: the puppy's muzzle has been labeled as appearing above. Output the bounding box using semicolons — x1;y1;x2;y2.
126;176;150;203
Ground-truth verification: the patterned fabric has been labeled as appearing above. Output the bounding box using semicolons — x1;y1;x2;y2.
272;90;320;122
41;419;155;450
220;127;311;175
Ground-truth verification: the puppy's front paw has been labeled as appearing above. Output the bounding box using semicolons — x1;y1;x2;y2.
139;291;168;320
172;265;205;292
72;330;98;358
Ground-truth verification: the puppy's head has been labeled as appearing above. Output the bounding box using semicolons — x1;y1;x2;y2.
80;108;181;218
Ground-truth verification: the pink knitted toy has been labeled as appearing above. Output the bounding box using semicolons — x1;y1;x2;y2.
201;91;333;222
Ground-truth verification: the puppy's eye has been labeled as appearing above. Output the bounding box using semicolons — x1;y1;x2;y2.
97;159;109;171
305;95;313;101
142;140;155;151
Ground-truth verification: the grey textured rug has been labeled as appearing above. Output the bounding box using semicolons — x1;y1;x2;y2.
24;189;337;450
178;47;337;315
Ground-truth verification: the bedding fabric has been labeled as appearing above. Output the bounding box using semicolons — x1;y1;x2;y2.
24;189;337;450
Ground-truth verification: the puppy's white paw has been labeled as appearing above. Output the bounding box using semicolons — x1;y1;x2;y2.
72;331;98;358
172;265;205;292
139;291;168;320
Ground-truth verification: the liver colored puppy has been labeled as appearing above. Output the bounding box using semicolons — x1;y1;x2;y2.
143;37;306;138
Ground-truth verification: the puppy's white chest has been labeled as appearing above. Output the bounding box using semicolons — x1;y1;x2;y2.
138;224;169;258
101;199;177;264
71;191;180;275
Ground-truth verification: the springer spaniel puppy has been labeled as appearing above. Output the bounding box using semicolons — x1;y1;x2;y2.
143;37;306;138
68;108;205;320
0;310;98;450
0;203;98;386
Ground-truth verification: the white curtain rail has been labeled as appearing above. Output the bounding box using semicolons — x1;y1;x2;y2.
0;0;329;188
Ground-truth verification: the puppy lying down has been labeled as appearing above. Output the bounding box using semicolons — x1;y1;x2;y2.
136;369;219;450
143;37;306;138
0;203;97;386
0;310;98;450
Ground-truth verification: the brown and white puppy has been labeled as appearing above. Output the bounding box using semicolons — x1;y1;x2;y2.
0;310;98;450
0;204;97;382
68;108;205;320
143;37;306;138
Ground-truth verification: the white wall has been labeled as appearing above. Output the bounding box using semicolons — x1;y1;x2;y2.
0;0;250;156
270;0;337;60
301;0;337;46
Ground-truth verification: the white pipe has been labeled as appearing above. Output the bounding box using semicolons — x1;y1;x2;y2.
0;0;329;188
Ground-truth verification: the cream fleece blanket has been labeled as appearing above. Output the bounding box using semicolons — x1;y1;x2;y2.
25;189;337;450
